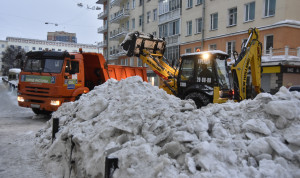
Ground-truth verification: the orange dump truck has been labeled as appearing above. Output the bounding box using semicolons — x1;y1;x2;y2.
17;50;147;115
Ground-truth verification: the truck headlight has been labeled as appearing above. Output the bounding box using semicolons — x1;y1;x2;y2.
50;100;61;106
17;96;25;102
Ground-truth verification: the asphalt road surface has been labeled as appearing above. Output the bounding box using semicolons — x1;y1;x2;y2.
0;80;49;178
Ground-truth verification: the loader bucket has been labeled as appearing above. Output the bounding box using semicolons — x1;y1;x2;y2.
121;31;166;57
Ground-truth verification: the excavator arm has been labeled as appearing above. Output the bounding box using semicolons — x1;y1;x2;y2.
231;28;262;101
121;31;178;94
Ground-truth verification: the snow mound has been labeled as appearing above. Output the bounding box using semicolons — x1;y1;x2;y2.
35;76;300;178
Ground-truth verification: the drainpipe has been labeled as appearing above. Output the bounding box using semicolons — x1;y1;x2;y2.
142;0;145;32
201;0;205;50
107;2;110;61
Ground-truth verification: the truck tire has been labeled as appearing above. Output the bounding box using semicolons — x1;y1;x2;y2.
185;92;210;108
32;108;52;115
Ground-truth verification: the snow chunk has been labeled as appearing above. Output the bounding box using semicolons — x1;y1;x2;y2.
242;119;271;135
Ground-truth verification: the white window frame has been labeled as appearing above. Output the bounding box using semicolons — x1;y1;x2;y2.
195;18;202;34
153;9;157;21
264;34;274;54
196;0;203;5
185;48;192;53
210;13;218;30
228;7;237;26
209;44;217;50
226;41;236;58
132;0;136;9
187;0;193;9
187;20;192;36
264;0;276;17
147;11;151;23
245;2;255;22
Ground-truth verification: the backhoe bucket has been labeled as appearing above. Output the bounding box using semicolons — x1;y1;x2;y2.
121;31;166;57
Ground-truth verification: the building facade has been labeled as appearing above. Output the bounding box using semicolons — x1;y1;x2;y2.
96;0;300;91
0;37;99;74
47;31;77;43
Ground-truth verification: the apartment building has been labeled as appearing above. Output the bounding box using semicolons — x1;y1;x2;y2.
180;0;300;93
96;0;160;85
96;0;300;91
47;31;77;43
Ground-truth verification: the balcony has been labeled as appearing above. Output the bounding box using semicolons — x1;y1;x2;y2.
110;28;129;40
159;8;180;25
98;41;108;48
110;9;130;23
96;0;107;4
97;24;108;33
98;9;108;19
164;34;180;47
109;46;126;59
110;0;121;7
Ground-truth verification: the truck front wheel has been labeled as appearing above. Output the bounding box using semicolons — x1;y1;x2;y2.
32;108;52;115
185;92;210;108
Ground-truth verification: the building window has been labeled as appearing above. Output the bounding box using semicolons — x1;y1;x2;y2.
187;21;192;36
58;49;62;51
245;2;255;22
139;15;143;26
126;20;130;29
130;57;134;66
139;0;143;6
265;35;273;54
138;58;143;67
124;58;128;66
264;0;276;17
187;0;193;8
185;48;192;53
210;13;218;30
147;11;151;23
196;0;203;5
153;31;157;37
132;0;135;9
32;47;36;50
1;44;5;48
132;18;135;29
209;44;217;50
228;7;237;26
169;20;179;36
196;18;202;34
153;9;157;21
39;47;42;50
227;41;236;57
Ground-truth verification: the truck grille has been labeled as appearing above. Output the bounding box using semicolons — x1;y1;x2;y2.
25;86;50;94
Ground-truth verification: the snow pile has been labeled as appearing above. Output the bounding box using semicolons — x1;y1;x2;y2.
35;76;300;178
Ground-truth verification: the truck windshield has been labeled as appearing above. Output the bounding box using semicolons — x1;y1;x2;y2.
24;58;64;73
215;57;230;89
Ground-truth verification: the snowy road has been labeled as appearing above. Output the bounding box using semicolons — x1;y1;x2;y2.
0;80;48;178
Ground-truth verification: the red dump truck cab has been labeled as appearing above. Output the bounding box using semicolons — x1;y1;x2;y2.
17;51;147;115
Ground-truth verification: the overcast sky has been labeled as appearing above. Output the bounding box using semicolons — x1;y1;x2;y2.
0;0;103;44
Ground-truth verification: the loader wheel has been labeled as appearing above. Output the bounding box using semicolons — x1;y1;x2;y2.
32;108;52;115
185;92;210;108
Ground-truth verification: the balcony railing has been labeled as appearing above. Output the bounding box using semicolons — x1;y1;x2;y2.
98;9;108;19
110;8;130;23
110;0;121;7
97;24;108;33
159;8;180;25
262;46;300;62
98;41;108;48
164;34;180;46
110;28;129;40
109;46;126;59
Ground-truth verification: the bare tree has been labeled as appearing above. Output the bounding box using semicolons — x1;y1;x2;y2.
1;47;26;76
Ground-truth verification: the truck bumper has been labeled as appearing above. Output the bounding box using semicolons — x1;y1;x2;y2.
17;95;68;112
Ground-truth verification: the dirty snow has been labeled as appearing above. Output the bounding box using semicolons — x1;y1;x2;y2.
35;76;300;178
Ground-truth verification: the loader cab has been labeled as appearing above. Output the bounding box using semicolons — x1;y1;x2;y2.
177;50;231;107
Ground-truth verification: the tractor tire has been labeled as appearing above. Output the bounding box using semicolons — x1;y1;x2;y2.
32;108;52;115
185;92;210;108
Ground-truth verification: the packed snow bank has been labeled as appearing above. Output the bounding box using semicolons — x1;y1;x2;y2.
35;76;300;178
